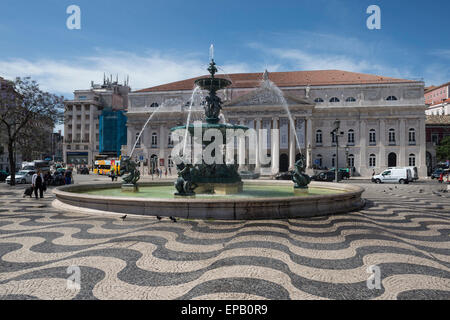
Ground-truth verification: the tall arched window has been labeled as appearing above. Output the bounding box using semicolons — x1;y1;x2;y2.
316;154;323;168
151;132;158;147
135;132;141;148
409;154;416;166
168;133;174;148
348;154;355;168
409;128;416;145
389;129;396;145
369;129;376;145
329;97;340;103
348;129;355;144
316;130;323;145
369;154;376;168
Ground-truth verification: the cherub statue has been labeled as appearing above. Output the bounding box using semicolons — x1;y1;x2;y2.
121;157;140;185
292;154;311;189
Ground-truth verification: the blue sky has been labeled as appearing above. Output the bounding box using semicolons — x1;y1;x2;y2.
0;0;449;99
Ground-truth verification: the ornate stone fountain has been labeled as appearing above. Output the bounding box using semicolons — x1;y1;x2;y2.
170;58;248;196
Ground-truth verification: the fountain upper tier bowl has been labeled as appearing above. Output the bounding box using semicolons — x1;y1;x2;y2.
170;122;249;135
52;180;365;220
195;77;232;92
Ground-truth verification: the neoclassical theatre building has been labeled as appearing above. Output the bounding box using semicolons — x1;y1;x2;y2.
125;70;427;178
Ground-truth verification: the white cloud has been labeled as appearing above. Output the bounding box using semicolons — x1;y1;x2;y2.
0;49;253;97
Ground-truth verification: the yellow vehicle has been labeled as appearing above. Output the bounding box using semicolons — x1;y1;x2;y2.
94;159;121;176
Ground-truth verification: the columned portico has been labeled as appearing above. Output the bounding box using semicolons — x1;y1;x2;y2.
289;118;296;170
255;118;262;172
272;117;280;174
306;118;313;169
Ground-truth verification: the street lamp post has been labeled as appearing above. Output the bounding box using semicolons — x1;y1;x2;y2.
345;146;350;178
331;120;343;183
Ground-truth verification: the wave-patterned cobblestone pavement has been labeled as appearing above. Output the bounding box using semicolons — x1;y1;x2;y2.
0;183;449;300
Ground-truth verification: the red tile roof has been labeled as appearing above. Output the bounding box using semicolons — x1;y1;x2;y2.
135;70;419;93
425;82;450;94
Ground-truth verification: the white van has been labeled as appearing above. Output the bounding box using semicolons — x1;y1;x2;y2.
388;166;418;181
372;168;412;184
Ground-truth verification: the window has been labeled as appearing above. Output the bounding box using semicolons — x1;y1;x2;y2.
369;154;376;168
168;156;174;168
135;133;141;148
151;103;159;108
409;128;416;145
386;96;398;101
314;98;324;103
332;131;337;144
329;97;340;103
389;129;396;145
348;129;355;144
409;154;416;166
348;154;355;168
332;154;336;168
152;132;158;147
369;129;376;145
346;97;356;102
67;145;71;150
316;130;323;145
431;133;439;145
315;155;323;168
168;134;174;148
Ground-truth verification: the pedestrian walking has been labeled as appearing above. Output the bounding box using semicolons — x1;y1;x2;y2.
65;170;72;185
110;168;116;182
165;168;168;178
32;170;45;199
159;168;163;179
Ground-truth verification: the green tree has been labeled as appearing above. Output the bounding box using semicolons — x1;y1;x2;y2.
436;136;450;162
0;77;64;185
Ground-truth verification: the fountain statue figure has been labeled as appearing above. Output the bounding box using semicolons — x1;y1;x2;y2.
121;157;141;186
292;154;311;189
175;163;198;196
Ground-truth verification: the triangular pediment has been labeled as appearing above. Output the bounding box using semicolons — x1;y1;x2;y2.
224;85;313;107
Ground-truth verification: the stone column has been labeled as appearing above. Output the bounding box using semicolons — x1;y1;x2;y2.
238;119;246;170
159;125;166;167
255;118;262;173
418;117;427;177
89;105;94;148
379;119;386;168
81;104;85;143
359;119;367;174
289;118;296;170
306;118;313;169
399;119;406;167
272;117;280;175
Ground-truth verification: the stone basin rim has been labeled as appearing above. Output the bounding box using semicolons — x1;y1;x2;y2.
53;180;364;204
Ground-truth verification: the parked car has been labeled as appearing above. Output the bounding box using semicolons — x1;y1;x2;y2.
372;168;412;184
239;170;260;180
6;170;36;184
431;168;444;179
275;171;293;180
77;167;90;175
311;170;345;182
0;170;8;182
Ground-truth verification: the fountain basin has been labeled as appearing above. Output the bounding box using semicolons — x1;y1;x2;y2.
52;181;365;220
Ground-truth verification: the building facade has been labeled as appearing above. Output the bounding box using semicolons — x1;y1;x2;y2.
426;115;450;173
126;70;427;178
63;77;130;166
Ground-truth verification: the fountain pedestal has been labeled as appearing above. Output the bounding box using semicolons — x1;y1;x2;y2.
122;184;139;193
196;182;243;195
294;187;309;195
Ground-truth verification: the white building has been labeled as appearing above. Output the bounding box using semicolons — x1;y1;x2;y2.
126;70;427;178
63;77;130;166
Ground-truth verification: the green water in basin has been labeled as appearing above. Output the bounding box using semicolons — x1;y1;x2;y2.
79;184;344;199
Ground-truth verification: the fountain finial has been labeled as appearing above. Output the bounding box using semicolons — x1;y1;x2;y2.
263;69;269;81
207;59;218;78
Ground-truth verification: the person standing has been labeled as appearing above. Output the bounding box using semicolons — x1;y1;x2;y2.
165;168;168;178
65;170;72;185
110;167;116;182
32;170;45;199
